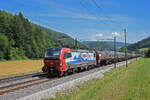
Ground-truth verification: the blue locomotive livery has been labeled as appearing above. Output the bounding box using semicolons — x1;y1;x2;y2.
65;50;95;65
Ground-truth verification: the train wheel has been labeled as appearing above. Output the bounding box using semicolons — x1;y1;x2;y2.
57;72;64;77
72;68;76;74
64;71;68;76
77;67;81;73
47;73;53;78
58;73;63;77
87;66;90;71
67;69;72;75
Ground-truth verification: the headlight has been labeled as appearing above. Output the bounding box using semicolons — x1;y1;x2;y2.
60;61;62;66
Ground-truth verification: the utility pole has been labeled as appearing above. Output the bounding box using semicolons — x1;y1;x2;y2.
75;38;77;49
124;29;128;67
114;36;116;68
98;38;117;68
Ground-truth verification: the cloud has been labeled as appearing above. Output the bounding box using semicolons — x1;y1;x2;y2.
36;11;107;21
79;33;104;41
95;33;103;37
112;32;121;37
141;33;147;36
106;36;113;39
78;29;116;41
110;14;134;23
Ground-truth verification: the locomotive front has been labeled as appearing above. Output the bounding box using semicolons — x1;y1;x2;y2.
42;47;62;75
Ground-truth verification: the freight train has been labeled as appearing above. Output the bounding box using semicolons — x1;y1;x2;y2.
42;47;139;76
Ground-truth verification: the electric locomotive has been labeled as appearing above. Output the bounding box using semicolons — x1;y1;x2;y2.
42;47;97;76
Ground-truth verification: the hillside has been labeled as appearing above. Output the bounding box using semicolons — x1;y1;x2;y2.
127;37;150;51
0;10;86;60
82;41;112;51
83;41;129;51
107;41;130;49
33;24;87;49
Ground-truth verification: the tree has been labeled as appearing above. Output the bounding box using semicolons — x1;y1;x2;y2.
0;34;9;59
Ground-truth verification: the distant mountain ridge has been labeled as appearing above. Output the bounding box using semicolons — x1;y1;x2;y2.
82;41;112;51
127;37;150;51
83;41;130;51
107;41;130;49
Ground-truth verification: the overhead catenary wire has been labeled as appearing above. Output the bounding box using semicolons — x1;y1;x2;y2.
29;16;79;37
26;16;81;47
29;1;121;43
91;0;122;29
79;0;117;31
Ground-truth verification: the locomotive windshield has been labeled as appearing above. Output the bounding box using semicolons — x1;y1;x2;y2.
45;48;61;60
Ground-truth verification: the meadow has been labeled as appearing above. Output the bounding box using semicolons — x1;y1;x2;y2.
47;58;150;100
0;60;43;78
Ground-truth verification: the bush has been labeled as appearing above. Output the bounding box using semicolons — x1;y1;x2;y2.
145;48;150;57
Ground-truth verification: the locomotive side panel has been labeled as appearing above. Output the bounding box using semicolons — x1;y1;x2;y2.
65;51;96;69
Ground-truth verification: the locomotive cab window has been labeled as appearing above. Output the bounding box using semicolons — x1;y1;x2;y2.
94;54;96;57
64;53;72;59
45;48;61;60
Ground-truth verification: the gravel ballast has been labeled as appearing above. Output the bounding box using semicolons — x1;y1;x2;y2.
0;58;138;100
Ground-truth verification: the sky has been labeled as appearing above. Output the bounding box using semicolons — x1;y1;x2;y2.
0;0;150;43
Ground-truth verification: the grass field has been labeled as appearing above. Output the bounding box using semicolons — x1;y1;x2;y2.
46;58;150;100
138;48;149;52
0;60;43;78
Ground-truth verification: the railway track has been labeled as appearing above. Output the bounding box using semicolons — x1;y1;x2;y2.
0;72;54;95
0;58;139;96
0;72;44;84
0;68;91;95
0;77;57;95
0;65;104;95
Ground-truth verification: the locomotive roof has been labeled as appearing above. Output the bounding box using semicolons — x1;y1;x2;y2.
47;47;93;53
71;49;93;53
47;47;62;50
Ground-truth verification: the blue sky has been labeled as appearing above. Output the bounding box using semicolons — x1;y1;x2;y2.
0;0;150;43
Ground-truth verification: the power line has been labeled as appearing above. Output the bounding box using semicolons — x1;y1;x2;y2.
79;0;116;31
91;0;122;29
28;16;78;37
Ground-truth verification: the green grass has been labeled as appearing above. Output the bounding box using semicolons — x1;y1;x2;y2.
138;48;149;52
44;58;150;100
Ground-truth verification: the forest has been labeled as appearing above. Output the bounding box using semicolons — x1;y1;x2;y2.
0;10;86;60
